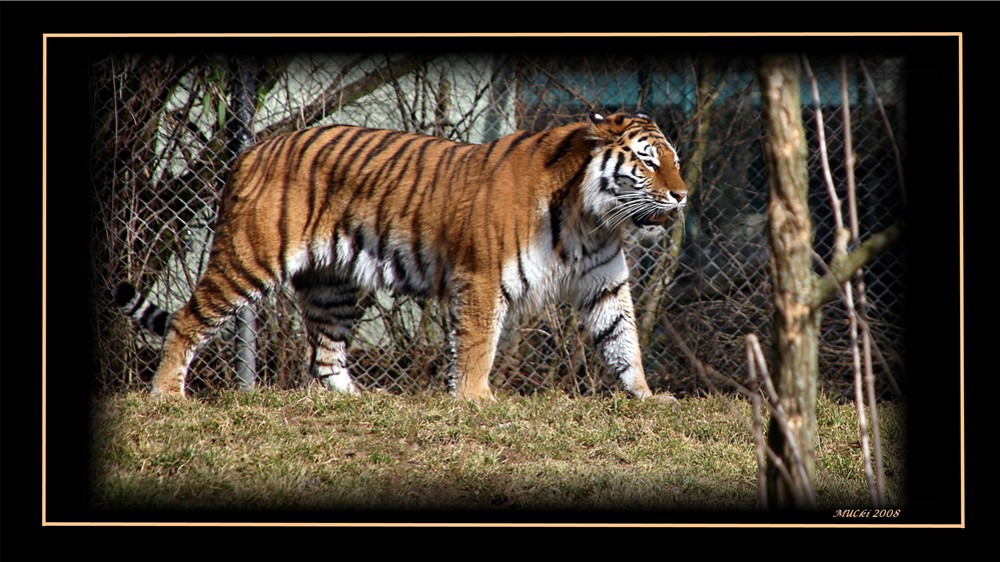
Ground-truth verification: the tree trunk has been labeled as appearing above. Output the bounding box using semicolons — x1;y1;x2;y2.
757;55;819;509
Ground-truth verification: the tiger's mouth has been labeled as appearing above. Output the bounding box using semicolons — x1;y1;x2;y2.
632;211;671;227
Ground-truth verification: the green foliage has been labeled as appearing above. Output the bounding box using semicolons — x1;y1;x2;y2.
91;390;903;513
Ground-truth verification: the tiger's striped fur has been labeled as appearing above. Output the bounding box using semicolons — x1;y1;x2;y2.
117;111;687;401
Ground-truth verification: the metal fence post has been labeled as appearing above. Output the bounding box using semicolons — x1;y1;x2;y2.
230;58;258;392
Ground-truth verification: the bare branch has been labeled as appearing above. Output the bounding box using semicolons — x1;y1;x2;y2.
747;337;768;510
639;59;730;347
862;294;888;504
665;317;809;509
747;334;817;508
845;58;888;505
859;58;907;206
812;223;904;307
831;57;879;506
840;57;892;507
530;62;595;110
840;57;860;240
802;55;847;255
260;55;432;138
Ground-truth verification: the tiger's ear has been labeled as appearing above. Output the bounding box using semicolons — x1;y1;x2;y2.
587;111;615;143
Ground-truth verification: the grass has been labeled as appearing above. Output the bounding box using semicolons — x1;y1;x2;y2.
91;388;904;515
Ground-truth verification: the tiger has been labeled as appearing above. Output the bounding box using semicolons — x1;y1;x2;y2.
115;111;688;402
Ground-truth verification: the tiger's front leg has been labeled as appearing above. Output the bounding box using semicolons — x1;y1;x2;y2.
580;278;654;398
448;279;508;401
578;257;676;404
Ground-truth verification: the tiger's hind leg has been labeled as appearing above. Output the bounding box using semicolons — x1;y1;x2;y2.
150;309;209;398
150;263;270;397
143;229;280;397
291;269;362;395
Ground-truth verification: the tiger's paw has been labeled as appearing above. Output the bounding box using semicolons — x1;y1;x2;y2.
649;392;680;411
150;372;186;398
455;388;497;402
149;385;185;399
319;372;362;395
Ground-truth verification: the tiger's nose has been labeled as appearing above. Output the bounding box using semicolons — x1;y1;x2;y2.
670;190;687;202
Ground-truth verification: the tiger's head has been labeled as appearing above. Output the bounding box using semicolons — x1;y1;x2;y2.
583;111;688;238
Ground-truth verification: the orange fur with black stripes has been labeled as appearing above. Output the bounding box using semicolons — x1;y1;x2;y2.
116;111;687;400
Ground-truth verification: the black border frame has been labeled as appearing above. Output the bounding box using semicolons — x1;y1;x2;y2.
9;3;973;534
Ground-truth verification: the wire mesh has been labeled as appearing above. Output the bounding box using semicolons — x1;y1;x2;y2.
90;52;907;399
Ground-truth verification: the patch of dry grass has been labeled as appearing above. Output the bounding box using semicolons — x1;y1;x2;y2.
91;389;904;514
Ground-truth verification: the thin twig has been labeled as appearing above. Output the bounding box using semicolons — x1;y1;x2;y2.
746;338;768;510
862;289;887;505
661;317;803;507
531;62;596;110
801;55;845;241
747;334;817;508
840;57;860;242
809;246;903;397
668;319;803;505
812;56;877;507
848;281;878;505
845;57;887;505
858;58;907;206
810;223;904;307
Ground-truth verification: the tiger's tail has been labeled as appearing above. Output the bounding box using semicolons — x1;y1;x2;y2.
115;282;170;337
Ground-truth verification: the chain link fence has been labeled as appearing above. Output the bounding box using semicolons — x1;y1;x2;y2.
91;52;907;399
